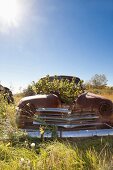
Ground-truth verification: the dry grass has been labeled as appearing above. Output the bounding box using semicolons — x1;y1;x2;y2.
101;93;113;101
86;87;113;101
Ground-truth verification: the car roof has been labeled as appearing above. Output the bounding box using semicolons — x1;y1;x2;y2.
40;75;81;84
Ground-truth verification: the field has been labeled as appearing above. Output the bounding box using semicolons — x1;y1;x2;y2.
1;88;113;170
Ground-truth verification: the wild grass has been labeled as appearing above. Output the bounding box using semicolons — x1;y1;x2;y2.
0;139;113;170
86;87;113;101
1;89;113;169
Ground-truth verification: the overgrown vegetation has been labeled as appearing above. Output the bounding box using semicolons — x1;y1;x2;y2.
1;138;113;170
1;76;113;169
23;75;84;104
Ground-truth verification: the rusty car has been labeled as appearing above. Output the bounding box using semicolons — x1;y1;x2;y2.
16;92;113;129
16;75;113;137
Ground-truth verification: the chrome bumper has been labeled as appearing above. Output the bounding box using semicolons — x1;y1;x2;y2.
23;128;113;138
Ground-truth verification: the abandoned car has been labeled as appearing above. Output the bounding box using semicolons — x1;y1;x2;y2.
0;84;14;103
16;75;113;134
16;92;113;130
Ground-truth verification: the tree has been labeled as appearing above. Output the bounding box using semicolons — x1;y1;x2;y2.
90;74;108;87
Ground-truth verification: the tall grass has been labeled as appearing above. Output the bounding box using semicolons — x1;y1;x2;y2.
86;86;113;101
0;140;113;170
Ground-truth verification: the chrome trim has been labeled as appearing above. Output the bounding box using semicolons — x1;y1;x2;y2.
23;128;113;138
36;108;71;113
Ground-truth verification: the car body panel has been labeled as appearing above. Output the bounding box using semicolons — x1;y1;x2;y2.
16;92;113;129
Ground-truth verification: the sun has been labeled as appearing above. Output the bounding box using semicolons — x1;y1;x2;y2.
0;0;21;28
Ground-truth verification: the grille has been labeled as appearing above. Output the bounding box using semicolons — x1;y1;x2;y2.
31;108;106;130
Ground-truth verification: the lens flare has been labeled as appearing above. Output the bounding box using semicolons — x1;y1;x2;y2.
0;0;21;30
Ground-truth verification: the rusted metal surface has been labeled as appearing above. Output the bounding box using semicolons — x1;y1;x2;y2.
16;107;113;133
18;94;61;109
16;92;113;137
75;92;113;113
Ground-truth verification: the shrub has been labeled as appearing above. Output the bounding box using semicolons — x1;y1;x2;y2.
31;75;84;104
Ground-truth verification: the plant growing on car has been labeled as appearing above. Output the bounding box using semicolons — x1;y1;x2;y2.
18;75;84;138
32;75;84;104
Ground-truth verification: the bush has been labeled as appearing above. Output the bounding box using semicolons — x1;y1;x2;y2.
30;75;84;104
23;85;35;97
0;94;8;119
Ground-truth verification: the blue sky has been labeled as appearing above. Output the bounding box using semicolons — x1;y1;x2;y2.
0;0;113;93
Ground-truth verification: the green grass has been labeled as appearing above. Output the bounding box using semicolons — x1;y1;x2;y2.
0;139;113;170
1;90;113;169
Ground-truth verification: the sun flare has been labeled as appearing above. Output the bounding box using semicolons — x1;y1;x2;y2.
0;0;21;29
